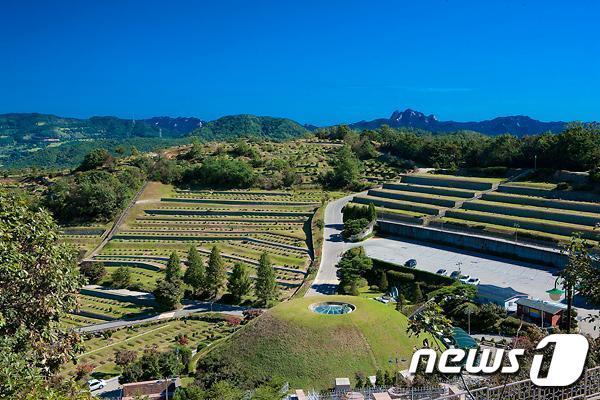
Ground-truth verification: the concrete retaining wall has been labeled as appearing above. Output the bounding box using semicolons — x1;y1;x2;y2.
482;193;600;214
499;185;600;203
401;175;495;191
368;188;458;207
382;182;475;198
463;201;600;227
377;220;568;268
353;196;440;215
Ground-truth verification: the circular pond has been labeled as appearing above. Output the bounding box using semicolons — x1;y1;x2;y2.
310;301;355;315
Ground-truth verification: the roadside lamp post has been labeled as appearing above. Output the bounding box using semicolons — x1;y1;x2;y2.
534;155;537;170
546;276;573;333
513;223;520;242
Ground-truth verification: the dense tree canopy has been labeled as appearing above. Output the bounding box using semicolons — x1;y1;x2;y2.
0;190;85;396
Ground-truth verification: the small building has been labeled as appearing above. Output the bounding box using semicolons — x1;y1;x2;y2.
516;298;566;328
335;378;351;392
476;285;527;312
121;378;180;400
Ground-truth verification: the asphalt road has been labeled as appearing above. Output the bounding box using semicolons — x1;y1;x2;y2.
77;297;247;333
305;193;358;296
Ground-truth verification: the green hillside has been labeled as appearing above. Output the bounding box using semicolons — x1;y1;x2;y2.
197;295;424;390
193;114;309;140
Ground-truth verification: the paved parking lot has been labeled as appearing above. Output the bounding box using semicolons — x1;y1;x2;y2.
361;236;598;334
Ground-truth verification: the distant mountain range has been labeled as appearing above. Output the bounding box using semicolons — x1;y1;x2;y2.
0;113;204;144
348;109;569;136
0;109;580;148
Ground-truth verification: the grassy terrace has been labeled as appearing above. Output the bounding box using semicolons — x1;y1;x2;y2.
411;173;502;182
445;209;600;241
463;199;600;226
75;294;155;321
62;317;236;377
92;182;319;298
59;223;109;256
353;194;443;215
504;181;557;189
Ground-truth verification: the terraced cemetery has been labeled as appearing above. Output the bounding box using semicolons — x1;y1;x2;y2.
63;316;237;377
89;182;320;297
60;224;109;257
349;173;600;248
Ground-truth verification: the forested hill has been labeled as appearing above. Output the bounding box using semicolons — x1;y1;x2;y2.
0;113;204;144
349;109;569;136
191;114;309;140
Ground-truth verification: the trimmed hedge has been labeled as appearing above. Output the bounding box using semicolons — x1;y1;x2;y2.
372;258;455;286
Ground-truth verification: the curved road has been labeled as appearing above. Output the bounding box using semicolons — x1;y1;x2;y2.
305;193;358;296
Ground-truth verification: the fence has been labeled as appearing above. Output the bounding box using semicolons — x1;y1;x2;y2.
430;366;600;400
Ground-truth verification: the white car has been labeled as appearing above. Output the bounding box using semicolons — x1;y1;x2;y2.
436;268;447;276
459;275;471;284
88;379;106;392
465;277;481;286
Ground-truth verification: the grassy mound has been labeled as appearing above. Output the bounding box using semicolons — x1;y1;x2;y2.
198;295;423;390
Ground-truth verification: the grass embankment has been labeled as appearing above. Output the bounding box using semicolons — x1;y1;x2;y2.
199;295;425;389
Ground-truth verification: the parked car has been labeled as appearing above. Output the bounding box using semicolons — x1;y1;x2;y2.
436;268;447;276
450;270;461;279
459;275;471;284
88;379;106;392
465;277;481;286
405;259;417;268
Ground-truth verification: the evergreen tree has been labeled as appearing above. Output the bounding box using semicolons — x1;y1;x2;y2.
154;279;184;310
378;271;389;292
165;252;183;282
255;252;278;306
227;263;252;304
396;293;405;313
412;282;423;302
184;246;205;298
205;246;226;299
375;370;384;386
367;202;377;222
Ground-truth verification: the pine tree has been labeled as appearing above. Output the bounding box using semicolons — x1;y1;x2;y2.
184;246;205;298
367;202;377;222
165;252;183;282
396;293;405;313
412;282;423;302
255;252;278;306
227;263;252;304
204;246;226;299
379;271;389;292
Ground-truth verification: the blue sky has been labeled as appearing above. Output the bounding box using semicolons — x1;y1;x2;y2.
1;0;599;125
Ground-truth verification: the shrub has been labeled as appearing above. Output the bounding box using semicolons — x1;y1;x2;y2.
79;261;106;284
